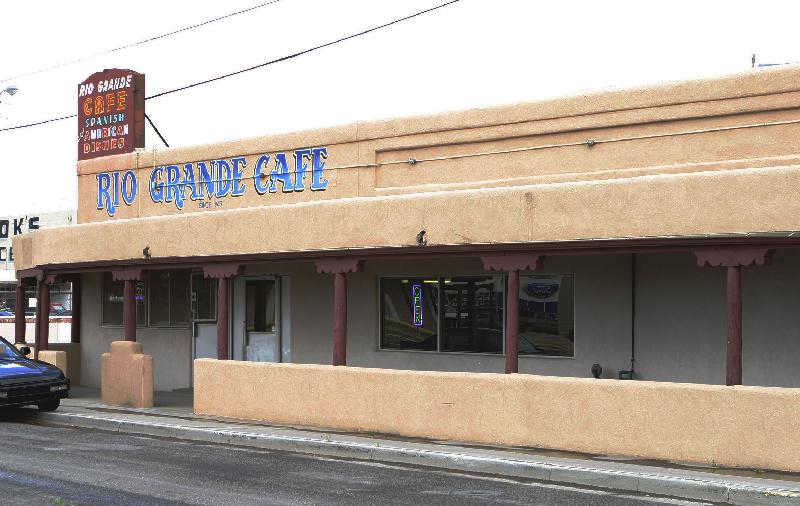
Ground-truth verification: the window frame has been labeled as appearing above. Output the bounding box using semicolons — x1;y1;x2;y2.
378;275;508;357
100;270;191;329
378;277;443;354
516;272;576;360
378;273;576;359
190;270;218;323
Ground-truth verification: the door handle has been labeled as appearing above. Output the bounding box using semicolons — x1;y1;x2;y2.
242;321;247;361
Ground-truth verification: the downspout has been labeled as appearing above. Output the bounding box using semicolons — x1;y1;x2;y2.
619;253;635;379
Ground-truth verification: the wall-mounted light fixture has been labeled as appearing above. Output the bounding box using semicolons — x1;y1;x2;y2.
0;86;18;103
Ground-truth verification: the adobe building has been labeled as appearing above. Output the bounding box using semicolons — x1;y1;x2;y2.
13;66;800;472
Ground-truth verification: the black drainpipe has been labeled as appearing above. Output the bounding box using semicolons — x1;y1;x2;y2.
619;253;635;379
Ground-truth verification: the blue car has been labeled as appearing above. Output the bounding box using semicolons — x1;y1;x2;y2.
0;336;70;411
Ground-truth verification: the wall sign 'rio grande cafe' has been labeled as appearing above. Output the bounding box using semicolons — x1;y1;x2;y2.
78;69;145;161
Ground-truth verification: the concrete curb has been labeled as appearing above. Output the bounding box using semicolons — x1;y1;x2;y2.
28;411;800;506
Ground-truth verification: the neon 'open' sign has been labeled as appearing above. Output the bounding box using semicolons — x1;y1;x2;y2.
413;285;423;326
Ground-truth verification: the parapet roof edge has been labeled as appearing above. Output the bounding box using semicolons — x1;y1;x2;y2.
77;65;800;174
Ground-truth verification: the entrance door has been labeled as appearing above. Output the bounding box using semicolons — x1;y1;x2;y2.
243;279;279;362
231;276;290;363
191;272;219;385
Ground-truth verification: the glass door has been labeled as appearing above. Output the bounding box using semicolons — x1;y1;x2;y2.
244;279;279;362
191;272;218;364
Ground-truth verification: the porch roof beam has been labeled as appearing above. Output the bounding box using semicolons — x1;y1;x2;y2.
17;235;800;277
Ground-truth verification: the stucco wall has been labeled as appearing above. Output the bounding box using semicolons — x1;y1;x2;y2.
80;272;191;391
17;165;800;273
195;360;800;472
634;249;800;388
16;66;800;272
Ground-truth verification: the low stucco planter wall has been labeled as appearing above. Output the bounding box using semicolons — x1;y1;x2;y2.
194;360;800;472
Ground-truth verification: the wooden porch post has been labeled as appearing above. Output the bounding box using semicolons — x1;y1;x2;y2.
482;254;546;374
38;280;51;354
217;278;229;360
34;278;42;359
505;270;520;374
315;259;365;367
333;272;347;367
202;265;245;361
111;270;147;344
695;249;774;386
123;280;136;342
726;265;743;386
70;276;81;344
14;281;27;344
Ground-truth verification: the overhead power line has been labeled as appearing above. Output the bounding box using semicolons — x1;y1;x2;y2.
0;0;462;133
0;0;286;83
147;0;462;100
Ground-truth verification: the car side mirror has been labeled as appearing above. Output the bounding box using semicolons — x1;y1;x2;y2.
19;346;31;356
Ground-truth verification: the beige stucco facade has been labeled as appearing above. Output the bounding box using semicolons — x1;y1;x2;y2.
14;65;800;269
195;359;800;473
13;65;800;470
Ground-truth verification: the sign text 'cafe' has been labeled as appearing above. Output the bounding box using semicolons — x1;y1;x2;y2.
96;148;330;216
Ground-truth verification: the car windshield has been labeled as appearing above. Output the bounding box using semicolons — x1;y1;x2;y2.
0;337;23;360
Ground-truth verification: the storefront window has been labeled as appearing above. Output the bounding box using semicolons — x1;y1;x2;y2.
102;274;124;326
380;278;438;351
149;270;171;326
380;274;574;358
441;276;504;354
191;272;217;321
517;274;575;357
102;273;146;326
101;270;183;327
170;270;191;327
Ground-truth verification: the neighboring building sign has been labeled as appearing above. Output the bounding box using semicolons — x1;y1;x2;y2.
0;210;76;281
95;148;330;217
78;69;145;161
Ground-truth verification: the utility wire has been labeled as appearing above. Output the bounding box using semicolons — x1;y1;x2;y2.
0;114;77;132
0;1;286;83
152;117;800;186
0;0;463;133
147;0;462;99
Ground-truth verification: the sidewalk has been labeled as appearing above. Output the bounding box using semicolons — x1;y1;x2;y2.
6;386;800;506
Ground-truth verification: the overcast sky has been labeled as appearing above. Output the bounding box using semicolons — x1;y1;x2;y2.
0;0;797;215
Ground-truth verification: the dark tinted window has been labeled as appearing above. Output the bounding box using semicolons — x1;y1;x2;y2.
380;278;438;351
517;274;575;357
441;277;504;354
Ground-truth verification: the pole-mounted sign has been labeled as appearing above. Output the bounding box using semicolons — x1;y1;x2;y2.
78;69;144;161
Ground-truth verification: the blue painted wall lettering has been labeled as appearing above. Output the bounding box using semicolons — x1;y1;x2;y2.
254;155;271;194
215;160;232;198
270;153;295;193
99;146;331;213
121;170;138;205
98;170;139;216
311;148;329;191
150;167;165;203
231;157;247;197
293;149;312;192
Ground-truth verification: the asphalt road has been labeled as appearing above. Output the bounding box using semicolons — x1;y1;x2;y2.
0;419;718;506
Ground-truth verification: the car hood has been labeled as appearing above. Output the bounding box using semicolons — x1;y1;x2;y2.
0;359;64;385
